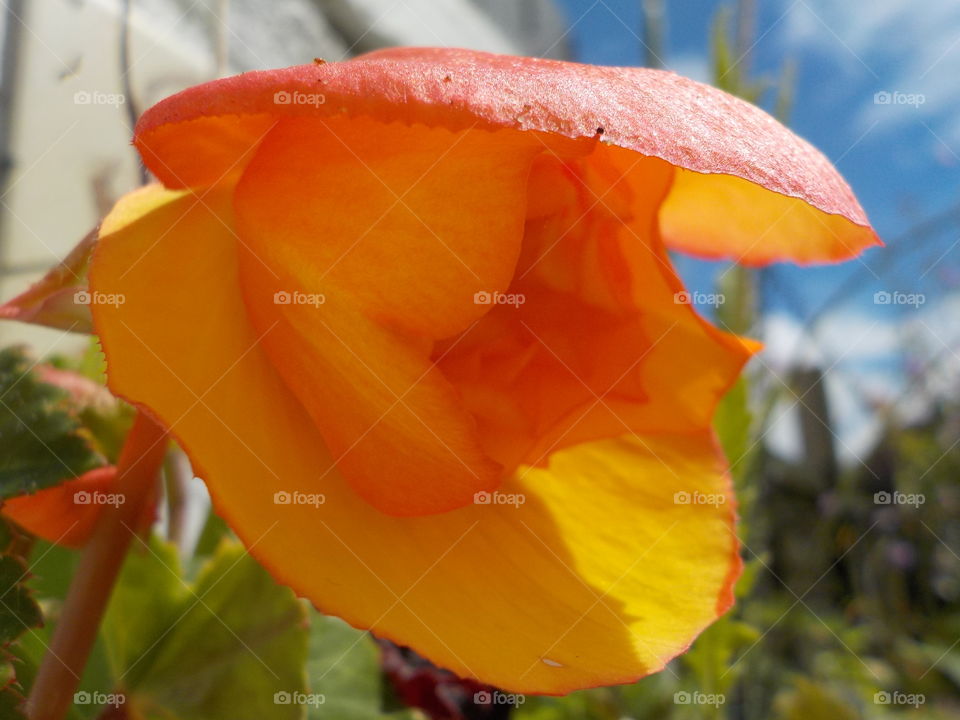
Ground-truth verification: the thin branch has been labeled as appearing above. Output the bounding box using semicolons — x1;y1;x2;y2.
119;0;147;184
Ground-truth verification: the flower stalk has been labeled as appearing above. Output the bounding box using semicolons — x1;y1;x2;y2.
25;411;167;720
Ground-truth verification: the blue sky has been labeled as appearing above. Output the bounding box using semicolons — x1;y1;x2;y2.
552;0;960;321
549;0;960;459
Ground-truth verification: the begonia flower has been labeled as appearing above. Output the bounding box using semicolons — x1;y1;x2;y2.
80;48;877;693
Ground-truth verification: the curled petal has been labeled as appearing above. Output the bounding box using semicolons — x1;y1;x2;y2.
232;117;547;515
135;47;879;265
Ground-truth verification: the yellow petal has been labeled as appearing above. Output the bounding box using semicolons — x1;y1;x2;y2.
90;186;739;693
659;169;879;265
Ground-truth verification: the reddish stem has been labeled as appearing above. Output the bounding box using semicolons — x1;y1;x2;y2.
25;411;167;720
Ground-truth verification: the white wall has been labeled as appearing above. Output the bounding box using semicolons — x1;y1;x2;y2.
0;0;568;351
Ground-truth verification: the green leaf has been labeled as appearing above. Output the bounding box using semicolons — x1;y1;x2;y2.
101;537;184;682
711;5;739;94
714;378;753;481
774;59;798;123
682;614;761;697
76;339;108;385
0;347;100;499
305;615;395;720
710;4;770;104
713;263;757;486
0;519;42;719
194;509;231;559
47;341;133;463
0;556;42;648
102;537;309;720
0;689;26;720
6;540;113;720
774;677;860;720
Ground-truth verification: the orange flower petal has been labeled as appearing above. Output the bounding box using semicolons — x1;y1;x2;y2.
134;47;879;265
0;229;97;333
658;169;878;265
136;114;278;189
89;185;739;693
436;142;755;472
4;467;118;548
232;117;551;515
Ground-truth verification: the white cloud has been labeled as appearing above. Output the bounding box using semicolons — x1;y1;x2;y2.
777;0;960;145
760;310;900;371
668;52;711;84
757;295;960;465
